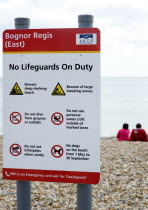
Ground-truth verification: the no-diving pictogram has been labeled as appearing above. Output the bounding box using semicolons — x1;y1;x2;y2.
10;83;23;95
10;112;22;124
51;112;64;125
51;83;66;95
51;145;64;158
10;144;22;156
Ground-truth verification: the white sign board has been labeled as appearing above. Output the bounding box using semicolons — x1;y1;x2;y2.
3;28;100;184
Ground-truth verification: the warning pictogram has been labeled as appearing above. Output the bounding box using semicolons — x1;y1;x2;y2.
10;144;22;156
51;145;64;158
51;112;64;125
51;83;65;95
10;112;22;124
10;83;23;95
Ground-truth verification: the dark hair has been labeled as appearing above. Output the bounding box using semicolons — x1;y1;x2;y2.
123;123;129;129
136;123;141;129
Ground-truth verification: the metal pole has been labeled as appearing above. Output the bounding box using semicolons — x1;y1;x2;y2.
17;181;31;210
77;14;93;210
15;17;30;29
78;14;93;28
15;17;31;210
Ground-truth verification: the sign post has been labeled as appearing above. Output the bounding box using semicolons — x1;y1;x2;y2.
77;14;95;210
3;15;100;209
16;17;31;210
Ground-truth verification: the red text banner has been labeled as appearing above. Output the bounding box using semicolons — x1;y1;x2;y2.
3;28;100;52
3;168;100;184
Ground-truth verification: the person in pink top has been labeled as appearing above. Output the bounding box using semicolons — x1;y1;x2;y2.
116;123;130;141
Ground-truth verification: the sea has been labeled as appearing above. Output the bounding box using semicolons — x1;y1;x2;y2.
0;77;148;137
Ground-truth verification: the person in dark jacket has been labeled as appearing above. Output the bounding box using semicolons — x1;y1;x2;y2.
130;123;147;142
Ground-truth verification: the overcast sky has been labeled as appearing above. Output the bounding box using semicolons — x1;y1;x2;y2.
0;0;148;77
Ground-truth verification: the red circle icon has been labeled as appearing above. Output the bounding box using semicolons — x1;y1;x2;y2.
51;112;64;125
51;145;64;158
10;112;22;124
10;144;22;156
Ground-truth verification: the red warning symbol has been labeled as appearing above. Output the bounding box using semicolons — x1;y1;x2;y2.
51;145;64;158
10;144;22;156
51;112;64;125
10;112;22;124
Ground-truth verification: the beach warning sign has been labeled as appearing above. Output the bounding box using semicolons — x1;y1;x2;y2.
10;112;22;124
9;144;22;156
51;145;64;158
10;83;23;95
52;83;65;95
51;112;64;125
3;28;100;184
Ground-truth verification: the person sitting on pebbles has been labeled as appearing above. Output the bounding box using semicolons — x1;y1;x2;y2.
116;123;130;141
130;123;148;142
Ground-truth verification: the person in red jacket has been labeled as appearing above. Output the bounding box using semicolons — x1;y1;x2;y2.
130;123;147;142
116;123;130;141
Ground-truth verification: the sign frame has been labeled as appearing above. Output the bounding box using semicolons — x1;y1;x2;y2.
3;28;100;184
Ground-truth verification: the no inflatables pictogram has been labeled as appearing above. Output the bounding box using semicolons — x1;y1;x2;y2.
52;83;65;95
10;144;22;156
10;112;22;124
51;145;64;158
10;83;23;95
51;112;64;125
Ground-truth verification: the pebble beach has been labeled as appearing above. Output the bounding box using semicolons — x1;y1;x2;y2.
0;135;147;209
